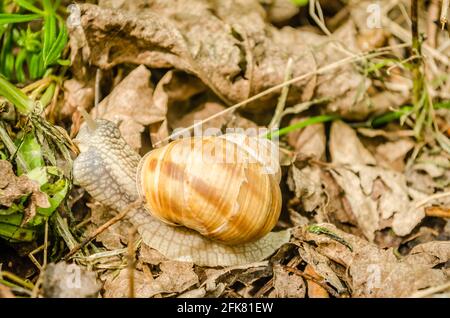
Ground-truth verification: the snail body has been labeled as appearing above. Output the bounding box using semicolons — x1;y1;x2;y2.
73;119;290;266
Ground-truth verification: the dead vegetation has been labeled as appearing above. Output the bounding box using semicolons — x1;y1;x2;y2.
0;0;449;298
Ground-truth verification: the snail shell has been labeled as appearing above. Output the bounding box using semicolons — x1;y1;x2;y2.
137;134;282;245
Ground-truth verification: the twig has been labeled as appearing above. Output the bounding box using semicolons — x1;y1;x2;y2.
31;219;50;298
43;219;49;268
0;271;34;290
411;0;423;109
94;68;102;109
427;0;440;48
441;0;449;29
425;206;450;218
64;200;142;260
54;212;79;251
28;245;45;271
127;228;137;298
269;58;293;129
415;191;450;208
409;281;450;298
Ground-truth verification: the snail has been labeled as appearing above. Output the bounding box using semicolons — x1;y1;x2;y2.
73;116;290;266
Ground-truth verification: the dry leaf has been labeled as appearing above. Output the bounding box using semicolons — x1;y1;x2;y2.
139;244;168;265
330;165;425;239
94;65;162;151
304;265;329;298
297;244;346;294
69;1;380;118
170;102;258;133
329;121;376;165
86;202;131;250
103;261;198;298
373;138;415;171
296;223;449;297
406;148;450;194
0;160;49;225
272;264;306;298
287;165;326;214
61;79;94;119
287;121;326;159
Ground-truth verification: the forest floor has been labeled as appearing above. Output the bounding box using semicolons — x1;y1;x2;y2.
0;0;449;298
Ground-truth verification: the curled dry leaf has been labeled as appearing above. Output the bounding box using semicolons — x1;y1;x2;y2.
69;0;383;118
94;65;163;151
287;121;326;160
329;121;376;166
287;165;326;214
297;243;346;294
328;121;426;239
0;160;49;225
374;138;415;172
330;165;425;239
170;102;258;133
272;264;306;298
85;202;130;250
103;261;198;298
406;148;450;194
303;265;330;298
295;224;449;298
61;79;94;120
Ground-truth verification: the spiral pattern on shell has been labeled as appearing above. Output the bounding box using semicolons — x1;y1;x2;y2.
137;134;282;245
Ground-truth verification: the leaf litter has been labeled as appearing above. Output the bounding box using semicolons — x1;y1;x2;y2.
2;0;449;298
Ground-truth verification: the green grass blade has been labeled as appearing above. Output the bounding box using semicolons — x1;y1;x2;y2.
0;223;36;242
265;115;339;139
0;76;34;114
44;20;67;66
42;13;56;64
0;13;41;24
14;49;27;83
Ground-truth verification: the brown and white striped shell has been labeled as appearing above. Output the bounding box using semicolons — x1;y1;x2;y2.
137;134;282;245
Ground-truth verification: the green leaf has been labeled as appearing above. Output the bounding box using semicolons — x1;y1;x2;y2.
27;166;69;222
0;203;25;216
44;20;67;66
0;13;41;24
0;213;23;225
39;82;56;108
0;25;13;76
0;222;36;242
16;132;45;172
56;58;70;66
42;13;56;62
28;52;40;79
265;115;339;139
37;178;68;218
290;0;309;6
4;52;15;79
0;76;34;114
14;49;27;83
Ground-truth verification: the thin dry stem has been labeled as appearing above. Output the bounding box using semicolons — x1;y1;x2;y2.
64;200;142;260
415;191;450;208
